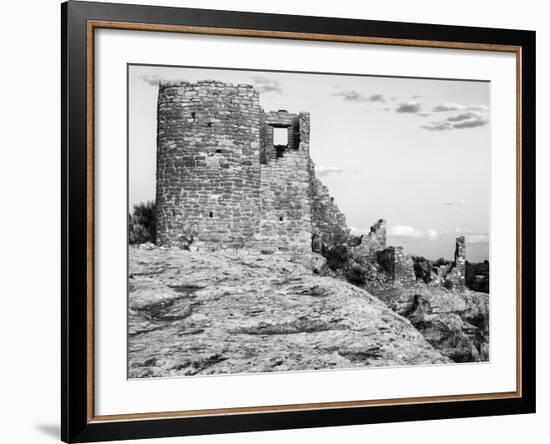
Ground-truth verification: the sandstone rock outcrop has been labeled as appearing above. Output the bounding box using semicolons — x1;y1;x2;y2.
128;247;450;378
369;283;489;362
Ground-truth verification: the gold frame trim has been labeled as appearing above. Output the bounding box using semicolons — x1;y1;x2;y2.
86;19;523;423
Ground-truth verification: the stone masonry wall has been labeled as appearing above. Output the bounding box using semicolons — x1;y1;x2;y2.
257;111;312;252
446;236;466;290
155;81;261;249
309;164;349;247
376;247;416;285
155;81;349;253
353;219;386;259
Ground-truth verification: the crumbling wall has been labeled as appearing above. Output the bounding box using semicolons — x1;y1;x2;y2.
445;236;466;290
376;247;416;285
353;219;386;258
309;165;349;249
155;81;261;249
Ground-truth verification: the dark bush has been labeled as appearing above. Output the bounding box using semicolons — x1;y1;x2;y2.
433;257;449;266
345;265;367;286
325;244;350;270
129;201;156;244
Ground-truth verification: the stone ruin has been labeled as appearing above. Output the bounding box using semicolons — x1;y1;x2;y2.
348;219;468;290
155;80;347;253
154;80;469;291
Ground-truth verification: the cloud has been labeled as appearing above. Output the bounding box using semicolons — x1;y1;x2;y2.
139;74;189;86
453;118;489;129
422;108;489;131
466;233;489;244
395;101;421;113
388;225;439;240
443;200;478;206
139;74;162;85
445;112;480;122
368;94;386;102
251;76;283;94
427;229;440;240
421;121;452;131
412;95;423;99
418;113;430;117
316;166;344;177
332;90;386;103
432;103;489;113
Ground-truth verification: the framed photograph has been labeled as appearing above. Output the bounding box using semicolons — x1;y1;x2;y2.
61;1;535;442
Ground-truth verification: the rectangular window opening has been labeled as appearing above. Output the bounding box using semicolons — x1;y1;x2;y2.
273;127;288;147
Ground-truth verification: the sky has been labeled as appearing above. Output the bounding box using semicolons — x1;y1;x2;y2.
128;64;490;262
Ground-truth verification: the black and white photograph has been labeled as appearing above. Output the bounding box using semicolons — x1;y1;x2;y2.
127;64;491;378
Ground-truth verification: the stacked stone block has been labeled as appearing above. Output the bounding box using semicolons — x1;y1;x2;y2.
155;81;262;249
309;165;349;247
376;246;416;285
353;219;387;259
256;111;313;252
155;81;347;254
446;236;466;290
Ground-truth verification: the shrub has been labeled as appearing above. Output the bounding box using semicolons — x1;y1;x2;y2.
129;201;156;244
345;265;367;286
325;244;350;270
433;257;449;267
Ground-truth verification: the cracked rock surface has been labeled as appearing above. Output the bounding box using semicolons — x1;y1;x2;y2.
370;284;489;362
128;247;450;378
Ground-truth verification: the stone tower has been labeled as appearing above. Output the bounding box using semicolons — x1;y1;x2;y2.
155;81;262;249
154;80;348;252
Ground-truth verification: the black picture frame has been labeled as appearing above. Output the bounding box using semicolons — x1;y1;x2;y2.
61;1;536;442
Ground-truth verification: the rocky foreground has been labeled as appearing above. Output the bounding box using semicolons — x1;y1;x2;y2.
370;284;489;362
129;247;451;378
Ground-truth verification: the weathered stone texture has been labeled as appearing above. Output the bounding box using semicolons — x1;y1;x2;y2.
309;164;349;247
155;81;347;253
256;111;312;252
353;219;387;258
446;236;466;290
155;81;262;249
376;246;416;285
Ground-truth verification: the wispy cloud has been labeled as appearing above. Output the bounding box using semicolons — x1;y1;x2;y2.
139;74;162;85
251;76;284;94
421;121;452;132
443;200;478;206
432;103;489;113
368;94;386;102
453;118;489;129
395;101;421;114
139;74;188;86
316;166;345;177
388;225;439;240
445;111;482;122
466;233;489;244
422;107;489;131
332;90;386;103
